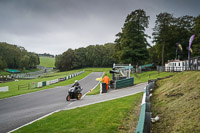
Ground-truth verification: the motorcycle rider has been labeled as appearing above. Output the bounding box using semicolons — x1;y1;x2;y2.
72;80;81;90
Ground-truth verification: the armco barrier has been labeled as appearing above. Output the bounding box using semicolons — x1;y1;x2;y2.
16;70;85;90
37;82;43;88
136;81;155;133
35;70;84;88
115;77;134;89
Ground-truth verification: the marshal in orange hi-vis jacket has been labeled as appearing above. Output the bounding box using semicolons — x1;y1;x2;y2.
102;74;110;90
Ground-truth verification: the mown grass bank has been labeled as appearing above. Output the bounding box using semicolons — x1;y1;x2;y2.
151;71;200;133
15;93;142;133
39;57;55;67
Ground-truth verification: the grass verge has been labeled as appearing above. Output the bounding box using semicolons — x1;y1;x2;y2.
151;71;200;133
15;93;143;133
39;57;55;67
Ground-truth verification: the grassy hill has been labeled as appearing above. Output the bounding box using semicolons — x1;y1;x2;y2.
39;56;55;67
151;71;200;133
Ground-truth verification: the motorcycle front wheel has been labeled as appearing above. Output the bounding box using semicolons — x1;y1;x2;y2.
66;95;71;101
77;93;82;100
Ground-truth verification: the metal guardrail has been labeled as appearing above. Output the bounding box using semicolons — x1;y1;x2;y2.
17;70;85;90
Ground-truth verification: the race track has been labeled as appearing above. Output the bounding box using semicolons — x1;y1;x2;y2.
0;72;103;133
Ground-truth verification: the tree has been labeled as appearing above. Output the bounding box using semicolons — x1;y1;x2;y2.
152;14;194;65
192;15;200;57
61;49;74;71
115;9;150;66
153;12;174;66
0;42;40;70
73;47;87;69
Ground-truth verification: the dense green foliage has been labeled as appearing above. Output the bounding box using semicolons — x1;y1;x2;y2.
55;43;117;71
115;9;150;66
15;93;142;133
39;56;55;67
150;13;200;65
0;42;39;70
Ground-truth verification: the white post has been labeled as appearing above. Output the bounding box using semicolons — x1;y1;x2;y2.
113;63;115;69
129;64;131;78
100;83;102;94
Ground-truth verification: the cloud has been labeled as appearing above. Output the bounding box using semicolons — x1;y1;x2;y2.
0;0;199;55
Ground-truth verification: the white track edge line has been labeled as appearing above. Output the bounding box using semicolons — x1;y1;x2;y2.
64;90;143;110
8;109;61;133
8;90;142;133
81;72;104;98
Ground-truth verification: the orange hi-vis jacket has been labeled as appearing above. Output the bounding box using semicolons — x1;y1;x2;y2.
102;75;110;85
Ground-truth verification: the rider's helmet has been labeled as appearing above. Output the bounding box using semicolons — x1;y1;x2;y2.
75;80;78;83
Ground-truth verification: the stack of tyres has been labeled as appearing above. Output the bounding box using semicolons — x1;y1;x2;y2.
102;83;107;93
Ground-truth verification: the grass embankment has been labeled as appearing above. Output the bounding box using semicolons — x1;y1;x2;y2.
151;71;200;133
85;68;112;95
0;69;89;99
132;71;175;84
15;93;143;133
39;56;55;67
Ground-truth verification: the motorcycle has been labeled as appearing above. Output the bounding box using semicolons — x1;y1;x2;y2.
66;86;83;101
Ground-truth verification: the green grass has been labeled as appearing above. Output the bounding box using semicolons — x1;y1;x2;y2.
39;57;55;67
0;69;89;99
20;69;40;73
151;71;200;133
0;69;41;76
15;93;143;133
0;71;10;76
132;71;175;84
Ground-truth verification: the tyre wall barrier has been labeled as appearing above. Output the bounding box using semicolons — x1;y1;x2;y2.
115;77;134;89
135;81;155;133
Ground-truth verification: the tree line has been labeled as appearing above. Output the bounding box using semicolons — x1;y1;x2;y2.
56;9;200;71
55;43;117;71
0;42;40;70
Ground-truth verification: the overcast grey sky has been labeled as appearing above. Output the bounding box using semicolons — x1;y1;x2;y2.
0;0;200;55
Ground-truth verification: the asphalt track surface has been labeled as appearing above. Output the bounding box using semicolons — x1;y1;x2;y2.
0;72;103;133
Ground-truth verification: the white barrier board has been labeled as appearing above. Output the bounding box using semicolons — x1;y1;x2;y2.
0;86;9;92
